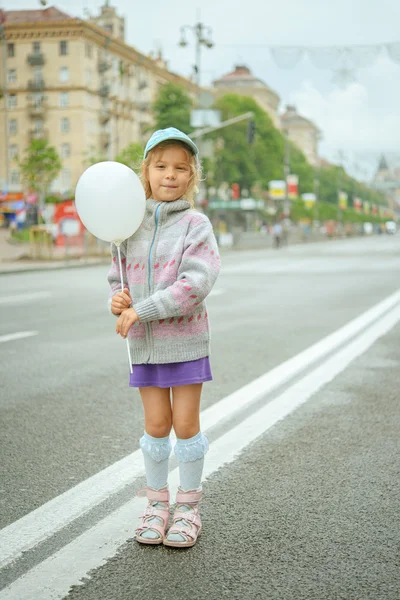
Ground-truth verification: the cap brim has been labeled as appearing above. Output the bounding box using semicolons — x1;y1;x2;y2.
144;137;198;158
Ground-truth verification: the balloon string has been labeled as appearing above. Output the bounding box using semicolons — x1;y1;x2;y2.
116;243;133;374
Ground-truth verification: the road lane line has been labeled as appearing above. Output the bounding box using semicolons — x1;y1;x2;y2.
0;331;38;344
1;287;400;569
2;302;400;599
0;292;52;305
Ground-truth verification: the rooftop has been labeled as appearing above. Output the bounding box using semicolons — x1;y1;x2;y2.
5;7;74;24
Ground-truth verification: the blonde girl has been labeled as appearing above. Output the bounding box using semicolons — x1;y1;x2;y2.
107;127;220;548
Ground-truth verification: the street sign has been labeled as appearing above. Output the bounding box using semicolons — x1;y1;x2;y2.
197;91;215;109
190;109;221;128
209;199;264;210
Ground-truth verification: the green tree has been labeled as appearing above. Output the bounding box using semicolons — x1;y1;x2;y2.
115;142;143;173
208;94;315;194
152;83;193;132
18;138;62;195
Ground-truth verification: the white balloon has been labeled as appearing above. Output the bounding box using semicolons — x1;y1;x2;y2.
75;161;146;243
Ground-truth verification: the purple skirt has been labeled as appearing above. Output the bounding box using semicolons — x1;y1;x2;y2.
129;357;212;388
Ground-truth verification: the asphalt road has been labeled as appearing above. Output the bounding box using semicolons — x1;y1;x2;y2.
0;235;399;599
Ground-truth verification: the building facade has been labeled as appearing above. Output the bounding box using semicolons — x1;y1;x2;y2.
212;65;280;128
0;5;199;196
371;155;400;211
280;105;321;166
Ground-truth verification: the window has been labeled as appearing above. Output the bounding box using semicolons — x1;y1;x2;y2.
9;119;17;135
59;67;69;83
61;143;71;158
85;69;92;86
59;40;68;56
7;69;17;84
33;93;44;108
35;119;43;133
85;43;92;59
9;145;18;160
33;41;41;53
60;92;69;108
61;168;71;189
7;43;15;58
11;170;20;185
8;94;17;109
61;118;70;133
33;66;43;83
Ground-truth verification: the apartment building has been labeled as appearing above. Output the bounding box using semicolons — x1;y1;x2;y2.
281;105;322;167
0;5;199;195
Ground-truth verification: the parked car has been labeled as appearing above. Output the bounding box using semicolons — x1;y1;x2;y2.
385;221;397;234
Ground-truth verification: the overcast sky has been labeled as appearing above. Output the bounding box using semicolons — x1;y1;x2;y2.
7;0;400;180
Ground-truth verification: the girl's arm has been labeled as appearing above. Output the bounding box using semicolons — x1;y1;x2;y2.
132;217;221;322
106;240;128;313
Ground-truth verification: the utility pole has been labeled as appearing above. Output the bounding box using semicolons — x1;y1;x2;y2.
0;10;10;195
283;128;291;217
178;14;214;88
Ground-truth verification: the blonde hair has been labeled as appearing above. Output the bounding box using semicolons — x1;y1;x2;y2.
141;140;202;208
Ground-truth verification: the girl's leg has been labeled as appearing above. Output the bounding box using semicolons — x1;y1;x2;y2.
139;386;172;490
171;383;208;491
136;387;172;543
164;384;208;546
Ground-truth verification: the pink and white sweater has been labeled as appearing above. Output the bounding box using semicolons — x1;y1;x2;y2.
107;198;221;364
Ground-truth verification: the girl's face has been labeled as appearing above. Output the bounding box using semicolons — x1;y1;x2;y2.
146;145;192;202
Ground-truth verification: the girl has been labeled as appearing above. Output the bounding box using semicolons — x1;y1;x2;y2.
107;127;221;548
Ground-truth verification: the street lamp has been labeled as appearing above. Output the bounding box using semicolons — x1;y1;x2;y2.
178;21;214;87
0;9;10;195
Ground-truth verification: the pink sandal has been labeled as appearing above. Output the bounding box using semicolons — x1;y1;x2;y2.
135;487;170;545
163;489;202;548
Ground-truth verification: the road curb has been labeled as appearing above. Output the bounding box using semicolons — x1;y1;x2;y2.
0;259;110;275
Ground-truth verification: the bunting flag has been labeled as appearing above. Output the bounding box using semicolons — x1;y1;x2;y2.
338;191;348;210
353;197;362;212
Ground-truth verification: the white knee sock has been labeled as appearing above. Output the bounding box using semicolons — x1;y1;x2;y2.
140;431;171;491
174;431;209;492
138;432;171;541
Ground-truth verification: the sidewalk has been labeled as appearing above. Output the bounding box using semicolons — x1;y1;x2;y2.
0;228;109;274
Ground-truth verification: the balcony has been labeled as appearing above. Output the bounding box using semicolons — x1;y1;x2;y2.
100;132;110;148
28;79;45;91
29;128;49;141
27;52;45;67
27;97;47;118
98;60;111;74
99;108;111;125
98;84;110;97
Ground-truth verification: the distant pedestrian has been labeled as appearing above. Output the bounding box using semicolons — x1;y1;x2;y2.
107;128;221;548
273;221;283;248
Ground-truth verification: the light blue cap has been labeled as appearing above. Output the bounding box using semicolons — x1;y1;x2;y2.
144;127;199;159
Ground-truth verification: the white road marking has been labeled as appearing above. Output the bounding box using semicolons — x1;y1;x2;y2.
1;287;400;570
0;291;52;305
2;302;400;599
0;331;38;344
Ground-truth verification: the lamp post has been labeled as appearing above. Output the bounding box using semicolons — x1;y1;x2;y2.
0;10;10;194
283;127;291;217
178;19;214;88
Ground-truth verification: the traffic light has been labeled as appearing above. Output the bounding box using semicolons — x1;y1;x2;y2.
247;120;255;144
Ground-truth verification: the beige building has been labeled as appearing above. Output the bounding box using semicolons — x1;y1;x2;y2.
0;4;199;196
212;65;280;128
281;105;321;166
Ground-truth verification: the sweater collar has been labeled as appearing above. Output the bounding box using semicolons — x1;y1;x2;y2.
141;197;192;227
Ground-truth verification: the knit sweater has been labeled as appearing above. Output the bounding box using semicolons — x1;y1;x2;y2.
107;198;221;364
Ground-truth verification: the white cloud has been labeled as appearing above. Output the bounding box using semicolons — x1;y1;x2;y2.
288;56;400;178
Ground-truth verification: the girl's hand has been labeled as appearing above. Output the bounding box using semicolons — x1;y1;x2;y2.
116;308;139;338
111;288;132;315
